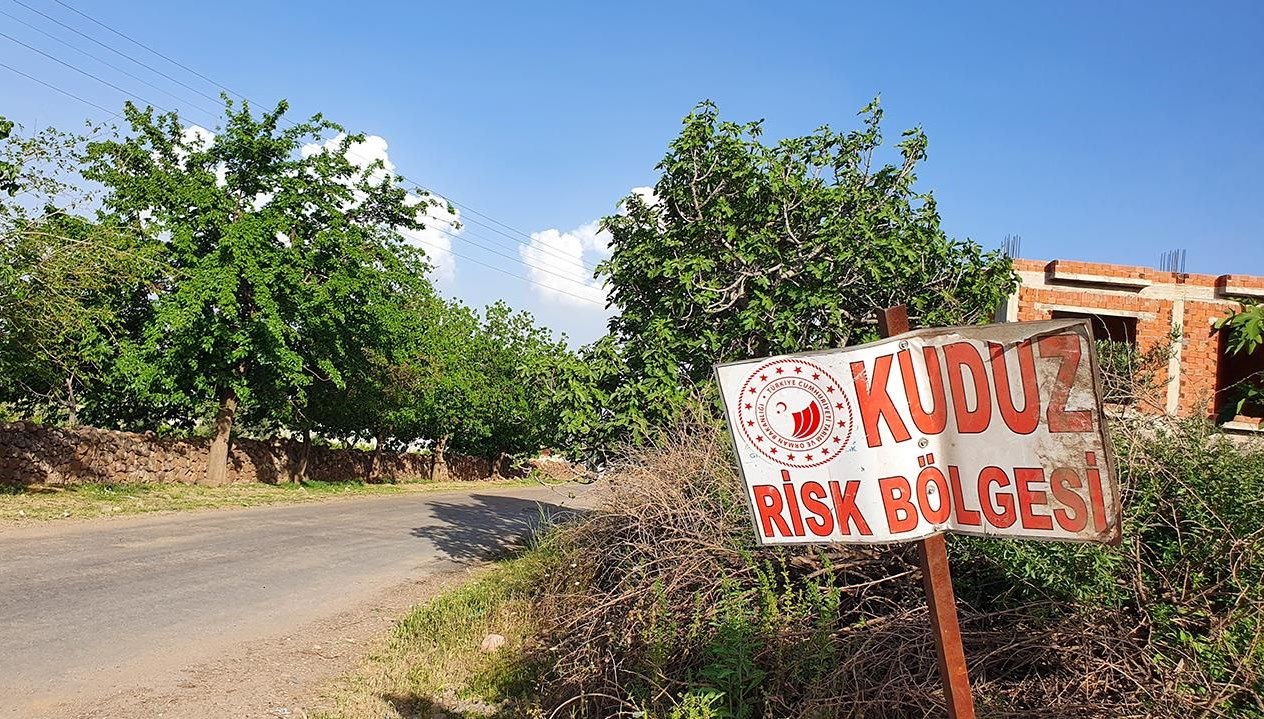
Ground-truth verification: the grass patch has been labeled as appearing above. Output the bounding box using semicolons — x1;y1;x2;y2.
316;544;552;719
0;477;546;525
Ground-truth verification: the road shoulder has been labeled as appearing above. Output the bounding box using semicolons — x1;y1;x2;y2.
0;478;555;532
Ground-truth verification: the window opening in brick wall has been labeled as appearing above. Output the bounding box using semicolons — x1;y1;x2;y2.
1215;329;1264;422
1052;310;1146;407
1050;310;1138;345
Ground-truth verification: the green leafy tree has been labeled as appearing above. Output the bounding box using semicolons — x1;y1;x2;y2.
381;298;483;473
376;300;571;472
1219;304;1264;355
540;335;635;465
84;99;435;484
0;215;158;426
300;269;444;477
0;118;156;426
0;116;17;194
458;301;572;462
579;100;1017;460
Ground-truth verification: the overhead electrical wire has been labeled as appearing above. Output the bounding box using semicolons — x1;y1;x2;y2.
0;29;169;114
0;48;607;307
0;7;222;123
49;0;242;102
0;59;113;115
410;235;605;306
8;0;226;107
0;56;603;299
419;220;601;292
0;71;605;308
16;0;605;277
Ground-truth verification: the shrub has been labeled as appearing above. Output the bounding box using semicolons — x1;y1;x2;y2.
526;411;1264;718
1215;303;1264;418
1095;332;1177;411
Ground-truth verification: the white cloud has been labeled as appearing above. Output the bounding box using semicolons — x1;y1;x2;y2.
519;186;657;308
401;194;458;283
180;124;214;152
176;125;227;187
627;185;657;209
301;133;395;184
300;133;459;282
519;220;610;307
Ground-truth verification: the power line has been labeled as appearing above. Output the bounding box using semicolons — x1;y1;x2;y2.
0;22;597;285
426;221;604;292
41;0;594;260
7;0;225;107
0;61;607;307
0;29;168;113
1;42;599;293
293;148;602;275
0;60;113;115
0;7;221;123
410;235;606;307
0;83;118;206
31;0;605;276
49;0;240;101
454;211;603;274
450;203;550;250
315;151;600;279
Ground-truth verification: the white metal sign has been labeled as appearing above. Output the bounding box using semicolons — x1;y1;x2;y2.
715;319;1121;546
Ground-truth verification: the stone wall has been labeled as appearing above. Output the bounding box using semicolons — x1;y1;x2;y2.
0;422;512;486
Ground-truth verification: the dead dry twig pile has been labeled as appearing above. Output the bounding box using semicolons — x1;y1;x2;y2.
526;413;1264;718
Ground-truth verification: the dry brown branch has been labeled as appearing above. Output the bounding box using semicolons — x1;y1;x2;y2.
523;411;1264;718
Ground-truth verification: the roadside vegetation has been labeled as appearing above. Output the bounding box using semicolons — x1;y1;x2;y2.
1;107;578;485
547;100;1017;465
0;477;545;525
1215;303;1264;419
317;101;1264;719
317;547;553;719
320;415;1264;719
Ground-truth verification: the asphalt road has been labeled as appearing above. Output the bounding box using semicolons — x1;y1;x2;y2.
0;483;590;717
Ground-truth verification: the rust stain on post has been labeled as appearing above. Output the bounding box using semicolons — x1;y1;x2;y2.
918;533;976;719
878;305;977;719
875;305;911;342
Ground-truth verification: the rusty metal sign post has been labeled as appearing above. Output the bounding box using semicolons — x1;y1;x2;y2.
714;305;1122;718
879;305;975;719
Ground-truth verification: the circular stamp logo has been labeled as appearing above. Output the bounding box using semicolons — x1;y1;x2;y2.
736;359;854;468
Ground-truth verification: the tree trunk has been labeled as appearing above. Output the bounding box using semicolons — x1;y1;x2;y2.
430;434;450;482
64;376;78;428
205;389;238;486
296;426;312;484
369;427;385;483
495;451;510;479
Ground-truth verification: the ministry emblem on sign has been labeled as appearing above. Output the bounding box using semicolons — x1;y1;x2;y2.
736;359;854;468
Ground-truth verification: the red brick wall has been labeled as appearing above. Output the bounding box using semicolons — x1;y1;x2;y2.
1012;259;1256;418
1218;274;1264;292
1180;301;1228;417
1046;259;1154;281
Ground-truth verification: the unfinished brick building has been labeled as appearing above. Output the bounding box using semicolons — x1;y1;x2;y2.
1003;259;1264;429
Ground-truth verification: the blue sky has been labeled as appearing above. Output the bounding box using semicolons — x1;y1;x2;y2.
2;0;1261;345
